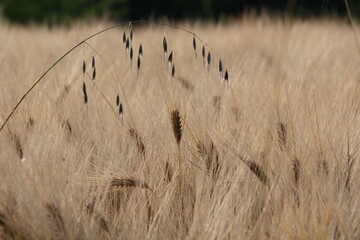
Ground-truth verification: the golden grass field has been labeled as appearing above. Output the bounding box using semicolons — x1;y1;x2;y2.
0;18;359;239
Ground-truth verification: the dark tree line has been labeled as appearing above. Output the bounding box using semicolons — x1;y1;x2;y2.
0;0;359;25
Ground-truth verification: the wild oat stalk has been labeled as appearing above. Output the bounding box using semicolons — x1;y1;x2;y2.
0;21;227;133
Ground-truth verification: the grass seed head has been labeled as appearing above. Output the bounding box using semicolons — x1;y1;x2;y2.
207;52;211;69
247;161;269;186
293;157;301;186
163;37;167;54
111;177;150;190
224;69;229;82
171;110;182;145
126;38;130;50
83;82;88;104
119;103;123;115
168;51;173;64
277;122;287;150
123;31;126;44
139;44;143;57
116;94;120;106
137;56;141;71
92;68;96;80
130;47;133;60
171;64;175;78
129;128;146;156
82;61;86;75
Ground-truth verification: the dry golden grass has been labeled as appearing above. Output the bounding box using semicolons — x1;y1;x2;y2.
0;18;360;239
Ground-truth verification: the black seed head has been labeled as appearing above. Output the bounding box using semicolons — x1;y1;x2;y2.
137;56;141;71
168;51;173;64
139;44;143;56
119;103;123;115
83;82;88;104
207;52;211;67
219;59;223;73
116;94;120;106
171;65;175;78
126;38;130;50
92;56;95;68
130;47;133;60
123;32;126;44
224;69;229;81
130;28;133;41
163;37;167;54
82;61;86;75
202;46;205;58
92;68;96;80
193;36;196;51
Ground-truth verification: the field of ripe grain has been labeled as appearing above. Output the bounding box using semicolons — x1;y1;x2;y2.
0;18;359;239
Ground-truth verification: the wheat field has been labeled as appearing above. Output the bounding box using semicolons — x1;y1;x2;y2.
0;18;359;239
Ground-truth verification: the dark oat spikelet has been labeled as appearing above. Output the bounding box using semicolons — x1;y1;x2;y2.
129;128;146;156
193;36;196;51
171;65;175;78
168;51;173;64
130;47;133;61
163;37;168;54
277;122;287;150
46;203;68;239
116;94;120;106
123;31;126;45
119;103;123;115
246;161;269;186
137;56;141;71
126;38;130;50
171;110;182;145
92;68;96;80
83;82;88;104
224;69;229;82
219;59;223;75
111;177;150;190
139;44;143;57
92;56;95;68
82;61;86;76
207;52;211;68
202;46;205;59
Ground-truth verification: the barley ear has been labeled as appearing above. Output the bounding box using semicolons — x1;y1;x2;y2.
171;110;182;145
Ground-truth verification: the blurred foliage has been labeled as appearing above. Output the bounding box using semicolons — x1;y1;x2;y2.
0;0;360;24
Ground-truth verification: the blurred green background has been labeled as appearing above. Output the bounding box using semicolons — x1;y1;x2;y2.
0;0;359;25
